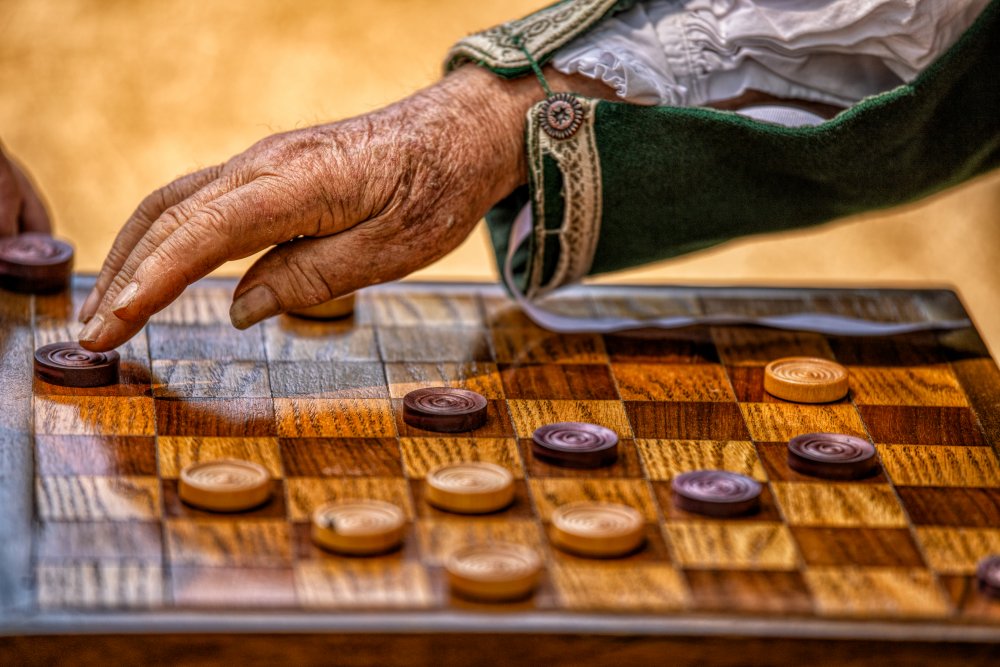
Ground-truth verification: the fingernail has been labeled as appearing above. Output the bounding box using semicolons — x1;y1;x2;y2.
230;285;279;329
79;314;104;343
111;282;139;315
79;287;100;323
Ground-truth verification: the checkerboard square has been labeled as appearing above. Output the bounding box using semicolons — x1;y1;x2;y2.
636;439;766;482
268;361;387;399
386;361;503;399
280;438;403;477
613;363;735;402
499;364;617;400
626;402;749;440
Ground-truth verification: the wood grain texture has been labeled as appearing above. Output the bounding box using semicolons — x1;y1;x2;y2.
603;328;719;364
740;404;867;442
499;363;617;400
156;397;276;437
848;366;968;406
950;356;1000;449
665;522;798;570
263;320;379;361
149;324;266;361
508;399;632;439
386;361;503;399
152;360;271;398
528;479;658;522
369;291;483;327
771;482;908;527
37;563;164;609
876;444;1000;486
398;437;522;478
792;527;925;567
296;560;434;609
268;361;388;399
857;405;988;446
896;486;1000;527
280;438;403;477
915;527;1000;574
492;329;607;365
274;398;395;437
158;436;282;478
625;401;750;440
378;326;492;363
171;567;297;607
612;363;735;402
551;563;689;611
416;518;544;566
166;520;292;567
684;569;814;614
636;439;766;481
34;435;156;476
36;476;160;521
711;328;834;367
35;396;155;436
804;567;951;618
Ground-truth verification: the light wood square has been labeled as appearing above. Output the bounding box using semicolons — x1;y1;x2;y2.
507;399;632;438
36;476;160;521
285;477;413;521
612;364;735;402
666;522;798;570
369;291;483;327
34;396;155;436
552;563;689;611
165;520;292;567
848;366;968;406
37;563;163;609
152;360;271;398
877;445;1000;487
636;439;766;481
158;437;282;479
385;361;503;399
399;437;522;478
772;482;907;527
529;478;657;521
916;527;1000;574
740;403;867;442
804;567;951;618
416;519;544;566
274;398;395;437
296;561;434;608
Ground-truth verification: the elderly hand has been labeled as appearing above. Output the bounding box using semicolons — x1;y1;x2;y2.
0;142;51;236
77;65;566;351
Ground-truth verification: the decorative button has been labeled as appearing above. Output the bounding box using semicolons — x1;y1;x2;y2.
539;93;585;140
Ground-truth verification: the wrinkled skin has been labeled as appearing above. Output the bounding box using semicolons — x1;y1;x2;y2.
0;142;51;237
78;66;614;352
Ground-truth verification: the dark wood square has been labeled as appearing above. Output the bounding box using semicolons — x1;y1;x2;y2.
711;327;834;366
792;527;925;567
653;481;783;523
625;402;750;440
280;438;403;477
685;570;814;614
268;361;388;399
35;521;163;562
896;486;1000;527
858;405;988;446
161;479;287;520
492;329;607;365
393;398;514;438
827;333;953;366
602;327;719;364
499;364;618;400
35;435;157;476
518;438;644;478
148;324;266;361
155;398;276;437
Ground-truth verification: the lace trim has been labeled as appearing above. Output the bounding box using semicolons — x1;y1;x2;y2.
524;96;603;298
447;0;620;71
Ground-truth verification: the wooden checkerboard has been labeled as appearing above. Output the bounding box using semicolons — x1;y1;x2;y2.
2;280;999;665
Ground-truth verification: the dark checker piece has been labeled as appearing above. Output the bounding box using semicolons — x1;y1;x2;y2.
977;554;1000;600
531;421;619;469
0;232;74;293
34;342;120;387
402;387;488;433
787;433;879;480
672;470;762;518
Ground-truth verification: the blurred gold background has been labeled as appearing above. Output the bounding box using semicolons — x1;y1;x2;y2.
2;0;998;354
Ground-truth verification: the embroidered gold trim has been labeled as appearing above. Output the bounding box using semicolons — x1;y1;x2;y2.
447;0;619;71
525;96;603;299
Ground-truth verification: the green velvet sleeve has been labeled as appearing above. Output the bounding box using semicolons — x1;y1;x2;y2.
451;0;1000;297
